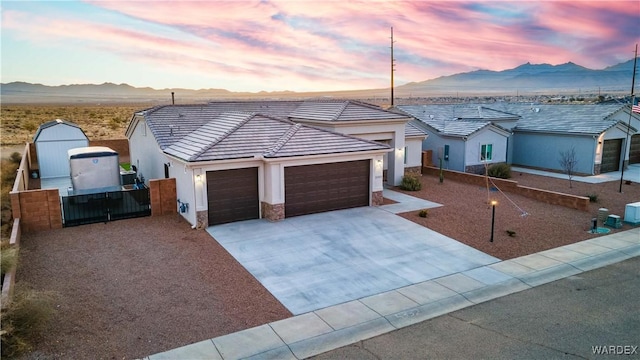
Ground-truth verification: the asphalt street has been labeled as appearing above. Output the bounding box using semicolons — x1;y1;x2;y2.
311;256;640;359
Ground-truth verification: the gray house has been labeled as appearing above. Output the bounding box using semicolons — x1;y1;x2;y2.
398;103;639;176
505;104;639;174
396;105;514;173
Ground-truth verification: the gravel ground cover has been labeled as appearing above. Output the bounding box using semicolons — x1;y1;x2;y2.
396;171;639;260
13;171;639;359
16;215;291;360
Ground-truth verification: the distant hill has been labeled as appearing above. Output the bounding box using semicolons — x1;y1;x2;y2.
1;59;636;103
397;59;637;96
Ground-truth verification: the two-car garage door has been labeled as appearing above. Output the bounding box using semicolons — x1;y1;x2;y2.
206;160;370;224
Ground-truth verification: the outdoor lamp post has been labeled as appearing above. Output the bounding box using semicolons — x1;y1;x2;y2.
490;200;497;242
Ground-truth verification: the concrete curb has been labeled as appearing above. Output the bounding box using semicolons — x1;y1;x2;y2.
144;227;639;360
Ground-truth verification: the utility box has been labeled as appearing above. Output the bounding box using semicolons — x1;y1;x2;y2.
68;146;121;195
605;215;622;229
624;202;640;225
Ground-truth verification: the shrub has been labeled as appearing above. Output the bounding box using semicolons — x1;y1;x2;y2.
9;152;21;165
487;163;512;179
586;194;598;203
400;174;422;191
1;241;17;276
1;285;57;358
418;209;429;218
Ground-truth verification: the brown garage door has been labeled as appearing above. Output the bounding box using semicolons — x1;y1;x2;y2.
207;168;259;225
285;160;370;218
630;135;640;164
601;139;623;173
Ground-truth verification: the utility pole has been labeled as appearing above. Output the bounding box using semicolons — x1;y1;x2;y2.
390;27;396;106
619;44;638;193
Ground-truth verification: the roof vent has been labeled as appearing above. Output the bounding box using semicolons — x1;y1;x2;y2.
535;108;540;113
169;125;174;136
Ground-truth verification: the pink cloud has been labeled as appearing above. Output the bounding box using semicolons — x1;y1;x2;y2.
3;1;638;91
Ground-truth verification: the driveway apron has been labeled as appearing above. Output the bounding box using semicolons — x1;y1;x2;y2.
207;206;499;315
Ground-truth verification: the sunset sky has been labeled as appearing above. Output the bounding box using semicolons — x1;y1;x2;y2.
1;1;639;92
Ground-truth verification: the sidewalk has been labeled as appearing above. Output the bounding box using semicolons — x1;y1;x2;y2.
144;228;639;360
511;163;640;184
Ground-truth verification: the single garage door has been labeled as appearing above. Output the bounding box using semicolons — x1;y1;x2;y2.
629;135;640;164
601;139;623;173
285;160;370;218
207;168;259;225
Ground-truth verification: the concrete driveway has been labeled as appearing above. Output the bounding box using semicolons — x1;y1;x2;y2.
208;198;499;315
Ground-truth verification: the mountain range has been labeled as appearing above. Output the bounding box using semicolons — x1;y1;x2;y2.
1;59;636;103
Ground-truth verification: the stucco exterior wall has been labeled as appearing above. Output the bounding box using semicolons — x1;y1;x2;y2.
512;132;596;174
465;128;508;168
421;129;466;172
128;117;166;183
405;138;424;168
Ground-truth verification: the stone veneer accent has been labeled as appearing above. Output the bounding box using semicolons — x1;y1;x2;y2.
372;191;384;206
196;210;208;229
464;164;488;175
404;166;422;175
593;163;601;175
262;202;285;222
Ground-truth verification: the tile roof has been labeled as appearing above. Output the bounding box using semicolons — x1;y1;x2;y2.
405;121;428;137
399;103;634;136
137;100;412;152
397;105;494;137
162;112;389;162
501;104;629;135
289;100;409;122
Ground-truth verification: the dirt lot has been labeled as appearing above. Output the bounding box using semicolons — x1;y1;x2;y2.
16;215;291;360
14;171;640;359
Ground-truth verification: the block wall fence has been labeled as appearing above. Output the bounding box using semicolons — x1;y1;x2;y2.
421;166;590;212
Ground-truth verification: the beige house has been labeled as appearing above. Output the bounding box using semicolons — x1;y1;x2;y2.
125;100;421;228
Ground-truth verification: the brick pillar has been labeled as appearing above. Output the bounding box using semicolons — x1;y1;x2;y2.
12;189;62;233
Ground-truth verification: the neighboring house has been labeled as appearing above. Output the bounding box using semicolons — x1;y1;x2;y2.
126;106;393;228
33;119;89;179
396;105;514;173
398;103;640;175
505;104;639;174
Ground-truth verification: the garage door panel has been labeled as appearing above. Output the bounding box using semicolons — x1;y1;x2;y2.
601;139;622;173
207;168;259;225
630;135;640;164
285;160;370;217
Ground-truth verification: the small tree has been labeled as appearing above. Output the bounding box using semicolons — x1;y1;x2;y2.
559;147;578;188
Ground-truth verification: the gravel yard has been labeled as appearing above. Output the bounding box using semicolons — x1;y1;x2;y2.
396;171;639;260
14;170;639;359
16;215;291;360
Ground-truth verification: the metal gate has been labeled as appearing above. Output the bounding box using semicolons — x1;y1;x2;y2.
61;187;151;227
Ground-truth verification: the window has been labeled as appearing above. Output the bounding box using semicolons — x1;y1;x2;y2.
481;144;493;161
